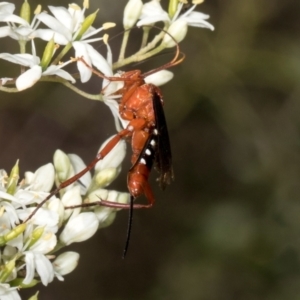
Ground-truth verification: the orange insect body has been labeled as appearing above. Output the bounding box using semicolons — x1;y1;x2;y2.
24;31;184;223
100;70;165;208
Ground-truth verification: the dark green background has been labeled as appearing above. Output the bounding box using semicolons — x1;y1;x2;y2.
1;0;299;299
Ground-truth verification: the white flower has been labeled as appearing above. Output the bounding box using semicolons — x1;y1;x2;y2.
68;153;92;194
137;0;214;46
74;41;113;83
145;70;174;86
0;40;75;91
0;3;41;41
32;4;115;83
0;283;21;300
61;186;82;220
23;252;54;286
34;4;104;45
123;0;143;29
138;0;214;29
24;163;55;193
53;251;79;276
95;136;127;173
28;229;57;254
59;212;99;245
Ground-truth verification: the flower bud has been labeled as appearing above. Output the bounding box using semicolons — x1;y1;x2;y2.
96;209;116;228
54;149;72;183
0;224;26;246
28;291;39;300
76;9;99;41
0;259;15;283
168;0;179;19
26;226;44;249
95;137;126;172
68;154;91;194
59;212;99;245
6;160;19;195
53;251;79;275
28;229;57;254
9;278;39;288
25;163;55;192
123;0;143;29
91;167;120;190
145;70;174;86
47;197;65;226
162;19;188;48
61;186;82;220
20;0;31;23
40;37;55;70
94;191;129;228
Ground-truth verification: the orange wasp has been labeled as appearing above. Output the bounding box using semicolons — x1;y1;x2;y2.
24;29;184;254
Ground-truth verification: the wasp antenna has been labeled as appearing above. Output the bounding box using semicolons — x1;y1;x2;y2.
142;25;185;78
123;195;134;259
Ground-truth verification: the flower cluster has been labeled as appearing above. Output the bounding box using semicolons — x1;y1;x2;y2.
0;0;214;298
0;137;128;299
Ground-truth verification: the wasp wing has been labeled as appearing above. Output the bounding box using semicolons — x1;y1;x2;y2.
152;91;174;190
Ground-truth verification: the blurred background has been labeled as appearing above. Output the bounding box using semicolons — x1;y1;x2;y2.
1;0;299;299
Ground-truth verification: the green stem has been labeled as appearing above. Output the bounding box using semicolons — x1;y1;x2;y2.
19;41;27;73
0;86;19;93
40;76;104;101
118;30;130;61
113;43;166;70
0;76;103;101
140;27;150;49
113;29;166;70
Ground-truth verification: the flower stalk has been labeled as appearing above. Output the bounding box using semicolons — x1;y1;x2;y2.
0;0;214;298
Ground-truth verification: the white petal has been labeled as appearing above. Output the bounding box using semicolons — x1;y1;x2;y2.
53;149;72;182
0;14;29;26
0;190;21;204
137;14;169;27
68;154;92;194
87;44;113;76
95;137;127;172
13;26;33;38
0;26;14;38
61;186;82;220
29;163;55;192
123;0;143;29
23;252;35;285
137;0;169;26
32;28;69;44
18;207;59;229
104;98;129;130
47;197;65;226
16;65;42;91
0;202;19;227
0;284;21;300
14;189;46;206
163;19;188;48
29;230;57;253
73;41;92;82
182;11;214;30
145;70;174;86
0;53;38;67
48;6;74;32
43;65;76;83
60;212;99;245
53;251;79;275
34;253;54;286
36;12;72;41
0;3;15;14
